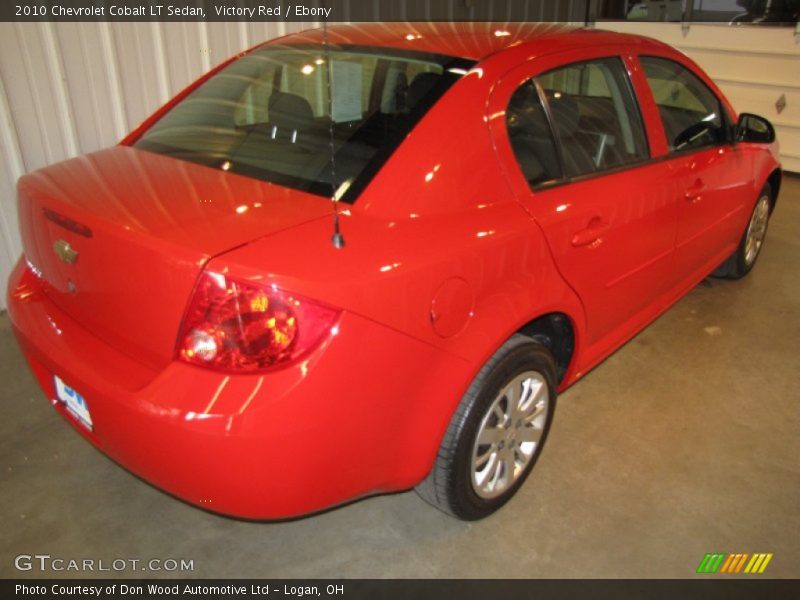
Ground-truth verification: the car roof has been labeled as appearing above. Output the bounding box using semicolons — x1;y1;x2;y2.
270;22;658;61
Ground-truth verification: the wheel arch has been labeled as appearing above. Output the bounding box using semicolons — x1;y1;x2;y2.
766;168;781;212
516;311;577;385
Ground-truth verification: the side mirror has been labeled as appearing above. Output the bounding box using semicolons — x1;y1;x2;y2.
736;113;776;144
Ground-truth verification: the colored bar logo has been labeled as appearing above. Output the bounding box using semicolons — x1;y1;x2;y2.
696;553;773;574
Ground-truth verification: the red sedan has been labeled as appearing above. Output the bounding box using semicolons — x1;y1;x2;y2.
7;23;781;520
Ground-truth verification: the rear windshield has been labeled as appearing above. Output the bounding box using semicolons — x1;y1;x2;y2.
133;44;472;203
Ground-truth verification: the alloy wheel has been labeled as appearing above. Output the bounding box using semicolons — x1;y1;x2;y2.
470;371;549;499
744;194;770;266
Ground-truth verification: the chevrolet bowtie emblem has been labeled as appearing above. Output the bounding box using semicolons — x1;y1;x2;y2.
53;239;78;265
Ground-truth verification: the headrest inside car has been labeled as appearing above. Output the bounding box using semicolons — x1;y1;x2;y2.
407;72;441;109
269;92;314;133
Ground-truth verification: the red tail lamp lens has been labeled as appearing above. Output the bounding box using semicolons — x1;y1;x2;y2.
177;272;340;372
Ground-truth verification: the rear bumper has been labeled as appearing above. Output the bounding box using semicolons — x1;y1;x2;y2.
7;258;473;519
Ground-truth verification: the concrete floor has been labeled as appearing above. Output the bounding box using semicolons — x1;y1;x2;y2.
1;176;798;580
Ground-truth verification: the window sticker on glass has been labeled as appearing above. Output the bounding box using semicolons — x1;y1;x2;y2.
331;60;363;123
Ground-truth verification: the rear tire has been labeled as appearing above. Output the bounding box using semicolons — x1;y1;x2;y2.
416;334;557;520
713;183;772;279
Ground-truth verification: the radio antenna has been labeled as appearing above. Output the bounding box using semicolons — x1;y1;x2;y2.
322;8;345;249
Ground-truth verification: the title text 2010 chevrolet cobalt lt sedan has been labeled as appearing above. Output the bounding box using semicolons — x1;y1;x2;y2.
7;23;781;520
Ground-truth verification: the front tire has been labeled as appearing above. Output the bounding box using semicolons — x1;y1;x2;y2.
714;183;772;279
416;334;557;520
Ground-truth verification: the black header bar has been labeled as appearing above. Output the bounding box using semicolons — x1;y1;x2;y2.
2;1;587;22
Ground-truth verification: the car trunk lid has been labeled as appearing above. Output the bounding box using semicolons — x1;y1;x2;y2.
17;146;331;370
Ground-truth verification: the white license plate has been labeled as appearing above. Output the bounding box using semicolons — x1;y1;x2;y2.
54;375;93;431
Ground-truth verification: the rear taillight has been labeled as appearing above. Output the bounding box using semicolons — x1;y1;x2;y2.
177;272;340;373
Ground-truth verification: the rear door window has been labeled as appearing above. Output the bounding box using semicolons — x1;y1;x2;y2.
538;58;650;178
505;57;649;188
